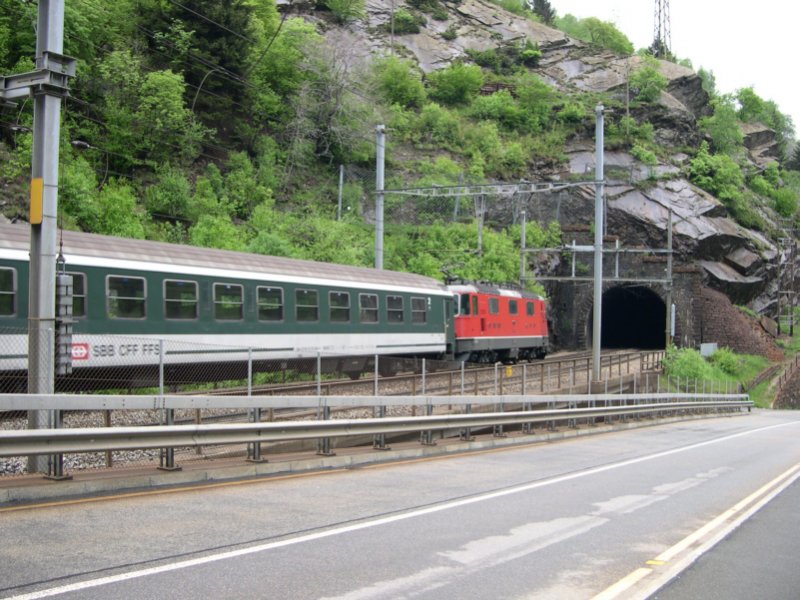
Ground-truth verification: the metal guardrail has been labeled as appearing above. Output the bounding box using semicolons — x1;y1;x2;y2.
0;394;751;457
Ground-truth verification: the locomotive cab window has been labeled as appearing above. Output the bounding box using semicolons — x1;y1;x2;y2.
0;267;16;316
488;297;499;315
359;294;378;323
164;280;198;320
214;283;243;320
387;295;404;323
459;294;471;315
258;287;283;322
411;296;427;324
66;272;86;318
527;301;535;316
296;289;319;322
107;276;146;319
509;300;518;315
329;291;351;323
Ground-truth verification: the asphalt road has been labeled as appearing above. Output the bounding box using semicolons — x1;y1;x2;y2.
2;410;799;600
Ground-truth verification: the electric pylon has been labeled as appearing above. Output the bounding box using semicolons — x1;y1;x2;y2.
652;0;671;58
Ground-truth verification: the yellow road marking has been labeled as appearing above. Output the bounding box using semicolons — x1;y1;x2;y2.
592;568;652;600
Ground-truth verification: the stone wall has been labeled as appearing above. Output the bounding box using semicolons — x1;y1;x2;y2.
695;287;783;361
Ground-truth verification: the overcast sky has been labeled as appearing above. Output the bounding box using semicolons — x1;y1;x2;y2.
551;0;799;137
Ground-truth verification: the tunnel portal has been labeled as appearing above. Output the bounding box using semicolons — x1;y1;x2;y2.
596;286;666;349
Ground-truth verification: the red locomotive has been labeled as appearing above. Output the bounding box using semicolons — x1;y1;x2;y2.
448;283;548;363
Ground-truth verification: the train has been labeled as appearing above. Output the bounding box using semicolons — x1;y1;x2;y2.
0;222;547;390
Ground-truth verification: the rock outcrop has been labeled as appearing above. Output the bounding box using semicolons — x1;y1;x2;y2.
306;0;787;323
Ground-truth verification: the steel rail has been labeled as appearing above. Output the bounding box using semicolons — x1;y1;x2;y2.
0;398;751;456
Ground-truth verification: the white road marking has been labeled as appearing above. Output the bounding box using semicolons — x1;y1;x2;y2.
7;421;799;600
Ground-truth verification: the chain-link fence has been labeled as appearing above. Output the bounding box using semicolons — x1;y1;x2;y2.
0;333;675;477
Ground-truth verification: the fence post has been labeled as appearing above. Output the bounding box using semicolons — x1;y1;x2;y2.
317;352;334;456
373;355;389;450
421;359;435;445
158;339;180;471
460;362;474;441
247;348;265;463
494;380;506;438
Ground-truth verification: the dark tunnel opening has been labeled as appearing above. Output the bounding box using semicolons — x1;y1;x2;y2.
591;286;667;350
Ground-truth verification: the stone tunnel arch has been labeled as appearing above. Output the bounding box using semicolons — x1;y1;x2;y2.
588;285;667;349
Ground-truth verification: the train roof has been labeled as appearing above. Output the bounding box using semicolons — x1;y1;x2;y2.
0;222;449;295
446;282;544;301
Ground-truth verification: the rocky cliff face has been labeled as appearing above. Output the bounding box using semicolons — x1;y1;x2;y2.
303;0;786;319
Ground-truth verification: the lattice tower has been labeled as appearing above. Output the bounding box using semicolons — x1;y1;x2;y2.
653;0;672;58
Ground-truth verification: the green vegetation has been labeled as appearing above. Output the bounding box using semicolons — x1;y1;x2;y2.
662;346;769;405
323;0;366;23
0;0;798;292
629;56;667;103
554;14;634;55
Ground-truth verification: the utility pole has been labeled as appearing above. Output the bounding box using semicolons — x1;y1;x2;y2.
0;1;74;474
591;105;605;383
374;125;385;270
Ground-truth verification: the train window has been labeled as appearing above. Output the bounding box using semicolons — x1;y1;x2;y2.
509;300;518;315
164;280;198;320
459;294;470;315
411;296;427;324
471;295;478;315
66;272;86;318
527;301;535;316
214;283;243;320
257;287;283;321
295;289;319;322
359;294;378;323
107;276;146;319
329;291;350;323
387;295;404;323
488;297;499;315
0;267;16;316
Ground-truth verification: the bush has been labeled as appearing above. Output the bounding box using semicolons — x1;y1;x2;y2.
373;56;426;108
427;63;483;106
630;144;658;166
689;142;744;201
388;8;425;34
416;103;463;147
469;90;524;130
699;97;744;156
708;347;741;376
441;25;458;40
773;187;798;217
629;57;667;103
662;346;715;380
324;0;365;23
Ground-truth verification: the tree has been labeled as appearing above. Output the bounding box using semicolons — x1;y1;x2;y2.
787;144;800;172
581;18;634;55
697;67;717;98
96;181;146;239
189;215;246;251
136;0;255;125
530;0;556;25
699;96;743;156
282;30;377;170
